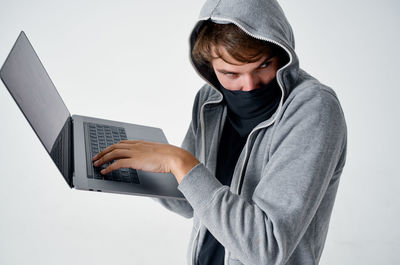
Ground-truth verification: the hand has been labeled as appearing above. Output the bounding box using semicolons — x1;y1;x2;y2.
92;140;199;183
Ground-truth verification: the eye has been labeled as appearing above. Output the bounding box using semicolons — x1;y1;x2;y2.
223;72;238;79
259;61;271;69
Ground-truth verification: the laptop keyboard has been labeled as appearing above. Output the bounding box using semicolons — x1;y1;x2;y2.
84;122;140;184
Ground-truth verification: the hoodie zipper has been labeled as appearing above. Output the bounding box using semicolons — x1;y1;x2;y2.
190;98;224;265
189;17;294;265
207;17;293;196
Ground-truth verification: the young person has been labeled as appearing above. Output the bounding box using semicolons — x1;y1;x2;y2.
92;0;347;264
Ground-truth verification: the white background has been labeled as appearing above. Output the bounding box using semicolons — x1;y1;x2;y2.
0;0;399;264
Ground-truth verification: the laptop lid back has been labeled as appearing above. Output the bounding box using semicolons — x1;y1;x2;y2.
0;31;73;187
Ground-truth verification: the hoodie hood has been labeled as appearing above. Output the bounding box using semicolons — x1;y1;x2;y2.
189;0;300;101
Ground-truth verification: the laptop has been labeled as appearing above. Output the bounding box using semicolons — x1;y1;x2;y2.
0;31;185;200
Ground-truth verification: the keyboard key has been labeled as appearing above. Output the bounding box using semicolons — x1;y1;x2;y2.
84;122;140;184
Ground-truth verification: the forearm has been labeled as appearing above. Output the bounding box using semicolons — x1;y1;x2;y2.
177;162;338;265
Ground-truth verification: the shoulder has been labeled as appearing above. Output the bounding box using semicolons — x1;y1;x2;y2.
273;69;347;147
189;84;223;130
191;84;223;115
194;84;223;106
282;69;346;123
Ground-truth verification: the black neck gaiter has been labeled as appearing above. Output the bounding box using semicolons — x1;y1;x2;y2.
220;78;281;137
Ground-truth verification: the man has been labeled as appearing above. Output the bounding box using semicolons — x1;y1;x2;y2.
93;0;347;264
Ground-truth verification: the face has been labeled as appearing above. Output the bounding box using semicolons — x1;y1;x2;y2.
211;46;280;91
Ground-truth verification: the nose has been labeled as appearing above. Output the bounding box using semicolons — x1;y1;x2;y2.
241;73;260;91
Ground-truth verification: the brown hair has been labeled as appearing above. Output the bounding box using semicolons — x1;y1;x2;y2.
192;21;284;66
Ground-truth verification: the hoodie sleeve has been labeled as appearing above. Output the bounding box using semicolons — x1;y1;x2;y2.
178;87;347;264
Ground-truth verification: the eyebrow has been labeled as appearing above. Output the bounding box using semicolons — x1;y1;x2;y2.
215;55;276;74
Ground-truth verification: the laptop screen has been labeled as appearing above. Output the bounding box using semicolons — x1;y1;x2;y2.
0;32;73;186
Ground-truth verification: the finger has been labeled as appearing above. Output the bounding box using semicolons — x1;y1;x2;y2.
93;149;133;167
101;158;134;175
92;143;132;161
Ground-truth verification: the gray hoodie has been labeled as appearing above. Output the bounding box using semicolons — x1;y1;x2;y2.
157;0;347;264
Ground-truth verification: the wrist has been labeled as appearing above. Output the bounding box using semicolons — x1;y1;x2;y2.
171;148;199;184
